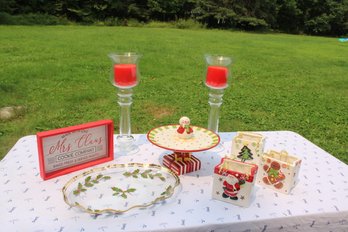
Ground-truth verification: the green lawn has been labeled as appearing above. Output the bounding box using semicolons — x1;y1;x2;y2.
0;26;347;163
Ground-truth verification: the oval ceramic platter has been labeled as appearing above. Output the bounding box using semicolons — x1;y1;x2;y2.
147;125;220;152
62;163;180;214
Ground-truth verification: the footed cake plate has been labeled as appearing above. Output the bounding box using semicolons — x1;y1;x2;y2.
147;124;219;152
147;125;220;175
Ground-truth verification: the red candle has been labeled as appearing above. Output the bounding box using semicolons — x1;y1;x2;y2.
113;64;137;87
205;66;228;88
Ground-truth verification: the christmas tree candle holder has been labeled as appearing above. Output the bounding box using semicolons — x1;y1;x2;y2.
230;132;266;165
109;52;141;153
257;150;302;194
204;54;232;133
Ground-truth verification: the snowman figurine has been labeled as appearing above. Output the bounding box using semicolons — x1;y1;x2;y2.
177;116;194;139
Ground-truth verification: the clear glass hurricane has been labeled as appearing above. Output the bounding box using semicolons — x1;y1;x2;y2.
204;54;232;133
109;52;142;153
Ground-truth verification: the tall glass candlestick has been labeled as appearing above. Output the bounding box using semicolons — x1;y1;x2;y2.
117;88;133;144
207;88;224;132
109;52;141;152
204;54;232;133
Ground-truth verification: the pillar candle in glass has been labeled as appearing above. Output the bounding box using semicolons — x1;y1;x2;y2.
109;52;141;152
204;54;232;133
113;64;137;88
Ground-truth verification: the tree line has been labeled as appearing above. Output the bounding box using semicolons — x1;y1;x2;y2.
1;0;347;36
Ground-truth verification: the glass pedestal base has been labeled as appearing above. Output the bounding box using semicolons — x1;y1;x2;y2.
115;135;139;154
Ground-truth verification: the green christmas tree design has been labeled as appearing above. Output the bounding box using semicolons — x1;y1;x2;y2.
237;145;254;162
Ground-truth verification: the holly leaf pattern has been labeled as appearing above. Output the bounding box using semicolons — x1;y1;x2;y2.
123;172;132;177
140;170;152;178
111;187;122;192
85;182;94;187
153;173;166;181
73;174;111;195
127;188;136;193
161;185;173;196
73;182;87;196
123;169;166;181
112;187;136;199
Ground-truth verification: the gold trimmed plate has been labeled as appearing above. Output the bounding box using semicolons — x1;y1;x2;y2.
147;124;220;152
62;163;180;214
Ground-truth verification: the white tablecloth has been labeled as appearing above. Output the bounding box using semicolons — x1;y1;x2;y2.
1;131;348;232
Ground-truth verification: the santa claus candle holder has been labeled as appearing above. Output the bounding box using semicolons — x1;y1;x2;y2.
204;54;232;133
212;158;258;207
230;132;266;165
257;150;302;194
108;52;141;152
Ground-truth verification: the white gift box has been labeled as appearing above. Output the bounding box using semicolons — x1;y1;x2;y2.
230;132;265;165
212;158;258;207
257;150;302;194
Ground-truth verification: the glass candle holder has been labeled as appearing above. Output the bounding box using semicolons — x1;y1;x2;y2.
204;54;232;133
109;52;141;152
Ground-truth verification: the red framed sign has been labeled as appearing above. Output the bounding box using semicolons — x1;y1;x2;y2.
37;120;114;180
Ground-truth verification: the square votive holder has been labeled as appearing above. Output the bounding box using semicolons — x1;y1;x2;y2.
230;132;265;165
257;150;302;194
212;158;258;207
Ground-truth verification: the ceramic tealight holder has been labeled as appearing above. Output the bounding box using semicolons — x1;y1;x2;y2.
257;150;302;194
212;158;258;207
230;132;265;165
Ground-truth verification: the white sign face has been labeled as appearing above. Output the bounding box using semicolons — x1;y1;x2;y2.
41;126;108;173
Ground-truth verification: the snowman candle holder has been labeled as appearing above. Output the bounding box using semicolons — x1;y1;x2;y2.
109;52;141;152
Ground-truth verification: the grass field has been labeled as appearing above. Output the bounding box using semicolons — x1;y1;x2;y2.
0;26;347;163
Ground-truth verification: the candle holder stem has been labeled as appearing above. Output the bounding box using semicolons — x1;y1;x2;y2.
207;88;224;133
116;88;136;151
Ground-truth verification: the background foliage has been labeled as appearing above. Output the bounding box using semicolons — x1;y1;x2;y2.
0;0;348;36
0;26;347;163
